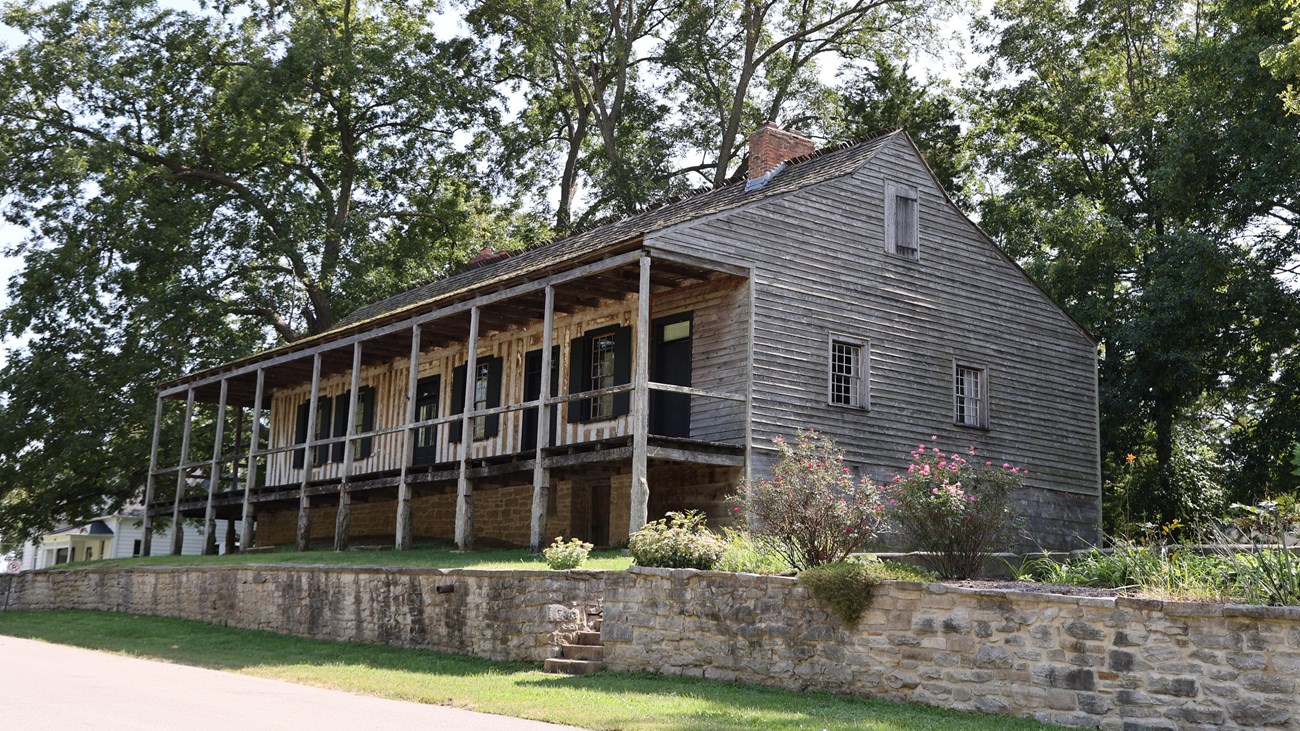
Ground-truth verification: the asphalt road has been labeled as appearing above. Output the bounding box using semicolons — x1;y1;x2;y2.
0;635;587;731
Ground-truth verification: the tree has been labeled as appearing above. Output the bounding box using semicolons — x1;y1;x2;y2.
833;52;968;194
0;0;531;540
971;0;1300;524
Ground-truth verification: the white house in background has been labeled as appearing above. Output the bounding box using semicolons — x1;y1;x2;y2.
19;507;240;571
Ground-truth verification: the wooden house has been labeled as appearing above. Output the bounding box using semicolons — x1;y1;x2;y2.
143;126;1101;555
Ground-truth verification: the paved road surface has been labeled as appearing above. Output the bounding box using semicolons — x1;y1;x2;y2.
0;635;587;731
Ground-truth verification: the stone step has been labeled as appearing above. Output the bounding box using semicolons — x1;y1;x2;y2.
574;630;603;646
543;658;605;676
560;643;604;661
590;618;602;631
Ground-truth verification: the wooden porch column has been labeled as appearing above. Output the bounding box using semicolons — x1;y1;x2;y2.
396;324;421;550
170;388;196;555
335;342;362;552
455;306;480;551
223;518;236;554
630;255;651;534
141;394;164;557
529;285;556;552
240;368;265;551
297;353;323;552
202;379;229;555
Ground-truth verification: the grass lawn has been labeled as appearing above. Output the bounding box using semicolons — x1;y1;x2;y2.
0;610;1060;731
60;543;635;572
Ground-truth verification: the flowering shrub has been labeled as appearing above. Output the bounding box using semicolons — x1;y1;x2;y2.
628;510;724;570
542;536;593;570
733;430;886;570
886;439;1023;578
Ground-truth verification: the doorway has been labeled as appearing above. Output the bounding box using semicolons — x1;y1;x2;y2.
650;312;693;438
521;345;560;451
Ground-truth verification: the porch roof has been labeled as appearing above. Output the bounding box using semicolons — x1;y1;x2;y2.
158;132;897;395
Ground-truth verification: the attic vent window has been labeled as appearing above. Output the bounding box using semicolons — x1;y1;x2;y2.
885;182;920;261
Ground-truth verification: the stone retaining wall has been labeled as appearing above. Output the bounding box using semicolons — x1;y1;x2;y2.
604;567;1300;730
1;565;604;662
5;565;1300;729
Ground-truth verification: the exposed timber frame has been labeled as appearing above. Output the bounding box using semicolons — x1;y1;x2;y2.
297;353;322;552
169;388;195;555
239;368;264;551
141;394;164;557
529;285;555;552
335;342;363;551
202;379;228;555
455;306;480;551
395;323;421;550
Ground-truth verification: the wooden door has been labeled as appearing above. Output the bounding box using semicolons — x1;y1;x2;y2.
650;312;693;438
521;345;560;452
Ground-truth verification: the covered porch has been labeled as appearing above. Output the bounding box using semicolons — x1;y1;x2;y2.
144;246;753;553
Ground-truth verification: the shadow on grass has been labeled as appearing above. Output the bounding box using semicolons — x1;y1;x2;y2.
0;610;1060;731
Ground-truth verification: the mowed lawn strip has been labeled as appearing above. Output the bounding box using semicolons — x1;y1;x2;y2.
0;610;1061;731
58;544;634;571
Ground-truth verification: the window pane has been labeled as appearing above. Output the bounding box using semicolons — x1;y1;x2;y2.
473;363;490;439
591;333;617;418
956;366;983;426
830;341;861;407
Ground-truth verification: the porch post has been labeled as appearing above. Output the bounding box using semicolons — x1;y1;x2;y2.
630;255;651;534
335;342;362;552
396;324;421;550
240;368;265;551
141;393;164;557
529;285;555;552
297;353;322;552
170;388;195;555
455;306;480;551
202;378;229;555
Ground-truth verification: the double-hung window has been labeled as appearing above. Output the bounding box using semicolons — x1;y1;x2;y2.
885;182;920;260
449;356;503;443
953;362;989;428
589;331;618;419
828;336;869;409
568;325;632;422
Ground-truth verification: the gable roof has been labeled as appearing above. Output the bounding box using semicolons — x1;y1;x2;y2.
334;130;898;331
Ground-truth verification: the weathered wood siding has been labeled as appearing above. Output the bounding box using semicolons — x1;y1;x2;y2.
264;279;747;487
647;135;1101;549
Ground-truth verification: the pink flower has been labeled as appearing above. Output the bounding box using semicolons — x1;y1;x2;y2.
1002;463;1011;469
931;435;937;440
985;461;992;466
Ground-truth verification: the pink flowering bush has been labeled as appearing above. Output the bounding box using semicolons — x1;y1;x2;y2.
886;440;1024;578
734;430;886;570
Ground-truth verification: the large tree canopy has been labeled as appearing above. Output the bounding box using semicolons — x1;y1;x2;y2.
0;0;540;539
972;0;1300;527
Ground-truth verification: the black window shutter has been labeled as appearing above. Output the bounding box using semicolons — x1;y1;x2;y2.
331;393;349;462
449;364;467;443
568;335;590;422
315;396;332;464
613;324;632;416
484;357;503;438
358;386;375;459
293;401;309;468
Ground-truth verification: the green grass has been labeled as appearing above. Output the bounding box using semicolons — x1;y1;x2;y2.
57;543;634;572
0;610;1059;731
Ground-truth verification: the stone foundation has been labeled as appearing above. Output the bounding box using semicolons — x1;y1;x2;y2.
10;564;1296;728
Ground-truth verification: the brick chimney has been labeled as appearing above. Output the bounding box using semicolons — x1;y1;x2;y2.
747;123;815;183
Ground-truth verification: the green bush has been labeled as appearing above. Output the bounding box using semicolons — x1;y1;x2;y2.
628;510;724;570
1218;495;1300;606
885;442;1022;579
798;561;881;627
715;528;791;574
542;536;593;570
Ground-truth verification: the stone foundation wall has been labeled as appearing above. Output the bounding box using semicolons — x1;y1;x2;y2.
9;564;1298;729
3;565;603;662
603;568;1300;730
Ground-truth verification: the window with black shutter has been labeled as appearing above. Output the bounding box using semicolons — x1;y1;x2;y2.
412;375;441;465
449;356;502;442
292;396;332;468
331;386;376;462
567;325;632;423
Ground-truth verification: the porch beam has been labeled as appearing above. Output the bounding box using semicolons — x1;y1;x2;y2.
335;341;363;551
202;378;228;555
396;323;421;550
297;352;322;552
642;246;751;278
630;255;651;534
529;284;555;553
159;250;646;399
141;394;164;557
646;382;746;402
170;388;195;555
455;306;480;551
239;368;264;551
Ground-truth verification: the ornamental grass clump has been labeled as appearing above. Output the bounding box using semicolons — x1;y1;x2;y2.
886;440;1022;579
542;536;593;569
1218;494;1300;606
628;510;724;570
733;430;886;571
